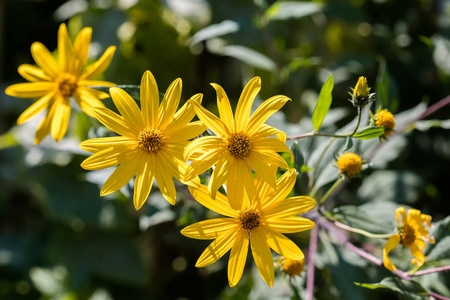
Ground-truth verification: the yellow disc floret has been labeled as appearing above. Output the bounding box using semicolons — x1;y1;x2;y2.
56;73;78;97
282;258;304;277
375;109;395;137
228;132;252;159
239;209;260;231
337;153;362;177
138;128;165;152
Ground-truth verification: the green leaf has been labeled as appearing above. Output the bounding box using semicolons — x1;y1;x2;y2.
331;205;394;234
220;45;277;72
190;20;239;46
355;277;429;299
312;74;334;131
425;215;450;260
291;141;304;170
265;1;322;21
353;127;385;139
344;137;353;151
412;119;450;131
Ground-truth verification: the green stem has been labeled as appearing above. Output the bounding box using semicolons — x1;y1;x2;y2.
318;176;345;207
349;106;362;136
308;138;336;195
332;220;393;239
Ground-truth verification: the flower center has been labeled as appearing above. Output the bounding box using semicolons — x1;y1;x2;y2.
56;73;78;97
400;225;415;247
239;210;260;231
228;132;252;159
137;128;165;152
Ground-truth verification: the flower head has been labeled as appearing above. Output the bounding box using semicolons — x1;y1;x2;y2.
337;153;362;177
375;109;396;137
278;257;304;277
5;23;116;144
349;76;375;107
181;169;315;287
80;70;206;209
184;77;293;210
383;207;434;271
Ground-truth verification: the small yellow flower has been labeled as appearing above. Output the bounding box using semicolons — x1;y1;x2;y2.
281;258;304;277
337;153;362;177
181;169;315;287
375;109;396;137
383;207;434;271
5;23;116;144
80;71;206;209
353;76;370;99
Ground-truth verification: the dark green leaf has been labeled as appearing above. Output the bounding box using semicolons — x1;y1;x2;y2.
312;74;334;131
265;1;322;21
344;137;353;151
355;277;429;299
291;141;304;170
353;127;385;139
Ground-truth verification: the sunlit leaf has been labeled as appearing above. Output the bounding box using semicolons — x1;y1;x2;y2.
312;74;334;131
190;20;239;46
353;127;385;140
220;45;277;71
355;277;429;299
265;1;322;21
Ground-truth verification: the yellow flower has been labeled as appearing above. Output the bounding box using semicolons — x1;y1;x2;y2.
375;109;396;137
353;76;369;99
181;169;315;287
383;207;434;271
80;71;207;209
184;77;293;210
337;153;362;177
5;23;116;144
281;257;304;277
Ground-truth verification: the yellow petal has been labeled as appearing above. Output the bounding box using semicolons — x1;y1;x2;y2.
255;150;289;170
58;23;72;72
110;87;144;134
181;218;238;240
80;46;116;80
208;156;232;200
383;235;400;271
92;107;133;138
17;92;55;125
81;145;132;170
263;196;316;219
228;229;249;287
71;27;92;75
265;217;315;233
140;70;159;128
100;152;142;196
263;226;304;260
409;243;425;267
78;80;116;88
189;100;230;137
168;121;207;141
31;42;59;78
235;77;261;132
35;100;58;144
74;89;106;118
158;78;182;130
211;83;234;132
246;152;277;191
253;138;293;162
85;87;111;100
261;168;297;209
18;64;52;82
246;95;290;135
154;156;177;205
5;82;55;98
134;154;155;210
196;229;238;268
184;148;222;182
51;97;71;141
165;94;205;138
184;136;224;161
188;185;238;218
250;228;274;287
251;124;286;143
79;136;135;153
395;207;407;226
226;158;253;211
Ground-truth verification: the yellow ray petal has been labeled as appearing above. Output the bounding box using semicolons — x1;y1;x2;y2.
253;138;294;162
208;156;232;199
71;27;92;75
196;229;238;268
74;89;106;118
246;152;277;190
158;78;182;130
383;234;400;271
18;64;52;82
134;154;155;210
184;148;222;182
17;92;55;125
189;100;230;137
226;159;253;211
409;243;425;266
35;100;58;144
79;136;135;153
188;185;238;218
154;156;177;205
58;23;72;72
80;46;116;80
92;107;134;138
228;229;249;287
246;95;290;135
78;80;116;88
261;168;296;208
100;152;142;196
30;42;59;78
263;226;304;260
250;228;274;287
84;87;110;100
211;83;234;132
184;136;224;161
110;87;145;134
168;121;207;141
5;82;55;98
165;94;204;138
256;150;289;170
263;196;316;219
181;218;238;240
140;70;159;128
251;124;286;143
265;217;315;233
235;77;261;132
51;97;71;141
81;145;132;170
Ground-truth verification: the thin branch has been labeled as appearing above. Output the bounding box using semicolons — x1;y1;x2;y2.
411;265;450;277
429;291;450;300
